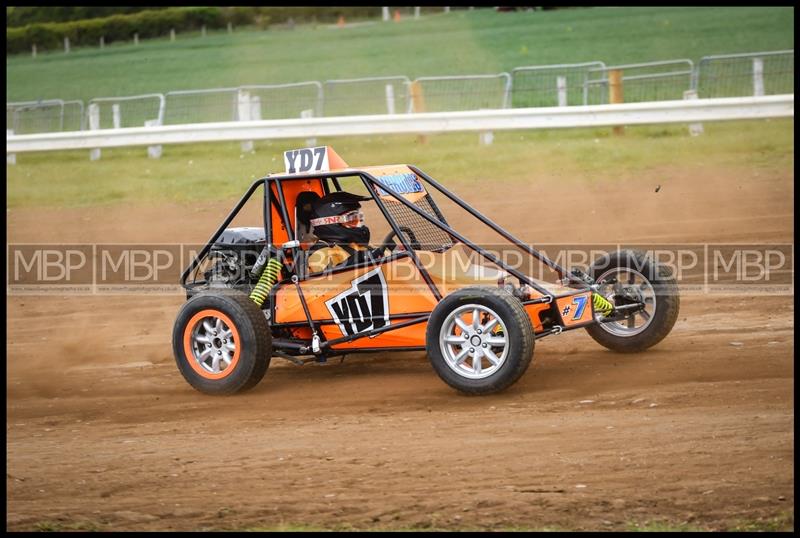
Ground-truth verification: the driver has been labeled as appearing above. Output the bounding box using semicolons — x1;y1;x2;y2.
306;191;374;273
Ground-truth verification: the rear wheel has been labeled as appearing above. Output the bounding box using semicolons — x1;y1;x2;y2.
585;249;680;353
426;287;535;395
172;290;271;395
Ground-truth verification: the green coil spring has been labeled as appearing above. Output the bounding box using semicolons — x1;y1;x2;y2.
592;293;614;317
249;257;283;307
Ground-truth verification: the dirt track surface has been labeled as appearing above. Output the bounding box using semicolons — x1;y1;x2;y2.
6;164;794;531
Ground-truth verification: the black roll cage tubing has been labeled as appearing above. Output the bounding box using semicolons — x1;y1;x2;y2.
180;167;591;332
409;165;572;280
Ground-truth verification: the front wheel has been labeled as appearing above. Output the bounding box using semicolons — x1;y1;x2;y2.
426;286;535;395
585;249;680;353
172;290;271;395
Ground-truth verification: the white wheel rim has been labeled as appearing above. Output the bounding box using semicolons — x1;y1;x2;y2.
189;316;237;375
439;304;509;380
594;267;657;337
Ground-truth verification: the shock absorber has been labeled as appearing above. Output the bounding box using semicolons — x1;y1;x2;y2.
249;257;283;307
592;292;614;317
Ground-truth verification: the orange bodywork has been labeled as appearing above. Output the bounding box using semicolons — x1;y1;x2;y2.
272;246;567;350
268;155;589;350
273;256;437;349
555;291;594;327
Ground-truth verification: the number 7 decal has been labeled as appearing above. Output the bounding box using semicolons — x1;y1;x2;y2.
571;295;588;320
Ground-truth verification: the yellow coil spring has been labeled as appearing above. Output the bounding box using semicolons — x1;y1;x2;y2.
592;293;614;317
249;257;283;307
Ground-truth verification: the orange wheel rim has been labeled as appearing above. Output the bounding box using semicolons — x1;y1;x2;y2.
183;309;241;380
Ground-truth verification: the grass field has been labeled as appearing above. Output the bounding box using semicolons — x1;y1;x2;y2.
7;119;793;209
6;7;794;103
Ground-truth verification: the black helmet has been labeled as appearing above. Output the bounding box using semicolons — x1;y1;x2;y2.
310;191;371;245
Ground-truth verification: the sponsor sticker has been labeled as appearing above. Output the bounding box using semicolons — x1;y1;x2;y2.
374;172;424;196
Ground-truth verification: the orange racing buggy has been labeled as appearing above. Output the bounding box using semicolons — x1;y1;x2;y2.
174;147;680;395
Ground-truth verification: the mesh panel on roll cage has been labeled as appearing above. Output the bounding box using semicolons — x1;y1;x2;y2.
381;194;455;252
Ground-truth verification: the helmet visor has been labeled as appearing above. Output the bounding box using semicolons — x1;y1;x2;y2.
310;209;364;229
340;209;364;229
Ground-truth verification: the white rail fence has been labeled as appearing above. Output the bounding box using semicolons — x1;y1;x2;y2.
7;50;793;140
6;95;793;160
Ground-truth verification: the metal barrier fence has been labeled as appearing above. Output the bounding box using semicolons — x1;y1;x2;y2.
7;99;84;134
693;50;794;98
164;88;240;125
585;60;695;105
87;94;165;129
164;84;323;125
410;74;512;112
242;82;323;120
322;77;410;116
6;50;793;135
511;62;606;108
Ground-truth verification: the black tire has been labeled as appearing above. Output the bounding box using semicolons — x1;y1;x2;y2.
585;249;680;353
172;290;271;395
426;286;535;395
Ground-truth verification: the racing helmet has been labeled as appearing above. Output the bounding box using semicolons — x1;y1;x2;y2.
309;191;371;245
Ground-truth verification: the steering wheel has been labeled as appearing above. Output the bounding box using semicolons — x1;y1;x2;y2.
374;226;422;257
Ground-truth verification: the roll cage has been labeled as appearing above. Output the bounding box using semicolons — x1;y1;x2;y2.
180;165;596;358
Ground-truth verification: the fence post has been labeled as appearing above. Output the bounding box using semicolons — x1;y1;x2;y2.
444;7;451;13
7;130;16;165
100;36;105;49
227;22;233;34
609;69;624;135
32;44;37;58
134;33;139;46
315;83;324;119
170;29;176;42
752;57;765;97
478;107;494;146
112;104;121;129
251;95;262;148
201;25;207;38
382;7;390;21
409;81;428;143
88;103;101;161
300;109;316;147
409;81;426;114
557;76;568;107
683;90;704;137
145;119;163;159
385;84;396;114
414;7;420;19
64;36;70;53
238;89;254;152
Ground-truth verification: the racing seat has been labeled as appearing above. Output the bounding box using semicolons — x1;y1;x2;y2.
294;191;321;280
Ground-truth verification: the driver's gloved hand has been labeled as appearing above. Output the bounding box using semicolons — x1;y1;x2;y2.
368;247;386;261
